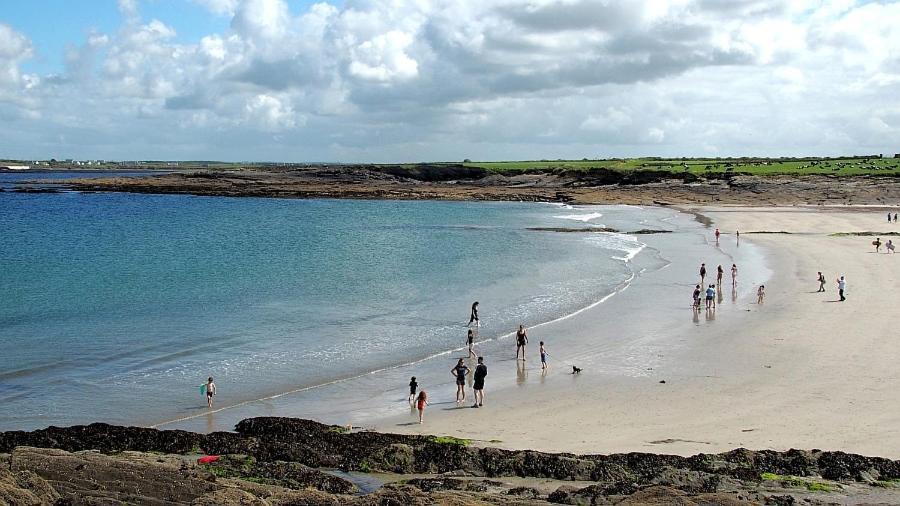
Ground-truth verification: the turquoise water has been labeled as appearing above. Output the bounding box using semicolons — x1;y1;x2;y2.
0;175;673;430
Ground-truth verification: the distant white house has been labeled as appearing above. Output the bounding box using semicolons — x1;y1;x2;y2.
0;165;31;170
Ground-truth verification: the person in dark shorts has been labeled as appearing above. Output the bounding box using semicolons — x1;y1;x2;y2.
472;357;487;407
515;325;528;360
468;302;479;326
451;358;469;402
705;284;716;310
539;341;548;370
205;377;216;408
466;329;476;358
817;271;826;292
717;265;724;286
700;263;707;285
692;284;702;309
408;376;418;403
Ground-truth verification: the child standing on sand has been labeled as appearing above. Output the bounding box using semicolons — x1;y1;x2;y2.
205;377;216;408
408;376;418;403
757;285;765;304
416;391;428;423
539;341;548;370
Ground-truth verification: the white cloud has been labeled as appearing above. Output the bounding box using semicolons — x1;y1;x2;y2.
2;0;900;161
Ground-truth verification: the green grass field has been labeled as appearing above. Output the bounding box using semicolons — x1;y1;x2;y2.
459;156;900;176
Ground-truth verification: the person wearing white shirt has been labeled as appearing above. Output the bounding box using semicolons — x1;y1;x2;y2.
837;276;846;302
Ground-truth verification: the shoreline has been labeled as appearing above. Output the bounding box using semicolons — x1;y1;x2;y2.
155;205;772;443
370;204;900;458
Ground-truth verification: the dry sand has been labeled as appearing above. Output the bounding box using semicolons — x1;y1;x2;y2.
376;206;900;457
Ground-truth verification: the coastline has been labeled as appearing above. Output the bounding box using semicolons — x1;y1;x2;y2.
155;204;772;443
373;205;900;458
40;168;900;206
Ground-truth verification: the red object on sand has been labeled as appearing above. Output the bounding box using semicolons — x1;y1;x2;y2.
197;455;220;464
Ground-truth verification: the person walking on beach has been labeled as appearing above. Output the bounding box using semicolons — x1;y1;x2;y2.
817;271;826;292
408;376;418;403
451;359;469;402
874;237;882;253
731;264;737;287
715;228;720;245
466;329;476;359
887;240;895;253
894;213;898;223
692;284;702;309
757;285;765;304
204;377;216;408
837;276;846;302
716;265;724;286
468;302;480;326
515;325;528;360
539;341;548;370
700;263;707;285
705;284;716;310
472;357;487;408
415;391;428;423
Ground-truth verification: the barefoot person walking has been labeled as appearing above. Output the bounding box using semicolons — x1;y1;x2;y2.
817;271;826;292
837;276;847;302
757;285;765;304
451;359;469;403
408;376;418;403
731;264;737;287
472;357;487;408
466;329;476;359
716;264;724;286
204;377;216;408
468;301;480;326
415;391;428;423
700;263;707;285
515;325;528;360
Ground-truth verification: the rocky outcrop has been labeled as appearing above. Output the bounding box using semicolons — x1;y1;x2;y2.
4;418;900;504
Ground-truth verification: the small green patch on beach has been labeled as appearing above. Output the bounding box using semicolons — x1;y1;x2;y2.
760;472;835;492
430;436;472;446
328;425;350;434
830;231;900;237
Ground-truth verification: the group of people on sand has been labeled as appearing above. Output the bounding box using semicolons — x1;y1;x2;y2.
693;261;744;310
888;213;898;223
409;304;551;424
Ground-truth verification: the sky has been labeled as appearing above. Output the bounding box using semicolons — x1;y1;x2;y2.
0;0;898;162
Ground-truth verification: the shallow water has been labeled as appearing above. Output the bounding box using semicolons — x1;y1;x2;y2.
0;176;705;430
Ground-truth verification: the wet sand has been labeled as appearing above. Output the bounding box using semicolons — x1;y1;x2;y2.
376;206;900;458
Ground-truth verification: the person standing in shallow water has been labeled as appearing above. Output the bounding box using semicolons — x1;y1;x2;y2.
700;263;707;285
205;377;216;408
472;357;487;408
466;329;476;359
468;302;479;326
731;264;738;287
451;358;469;402
515;325;528;360
692;284;702;309
716;265;724;286
715;228;720;244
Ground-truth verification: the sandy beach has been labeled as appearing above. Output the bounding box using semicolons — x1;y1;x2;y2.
376;206;900;458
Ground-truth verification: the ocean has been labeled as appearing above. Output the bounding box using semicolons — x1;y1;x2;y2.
0;173;769;431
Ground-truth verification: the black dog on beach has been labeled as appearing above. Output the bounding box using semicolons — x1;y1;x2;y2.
572;365;582;374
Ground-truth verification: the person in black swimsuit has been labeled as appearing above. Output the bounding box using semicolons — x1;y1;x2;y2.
466;329;476;358
450;358;469;402
468;302;479;326
472;357;487;408
515;325;528;361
